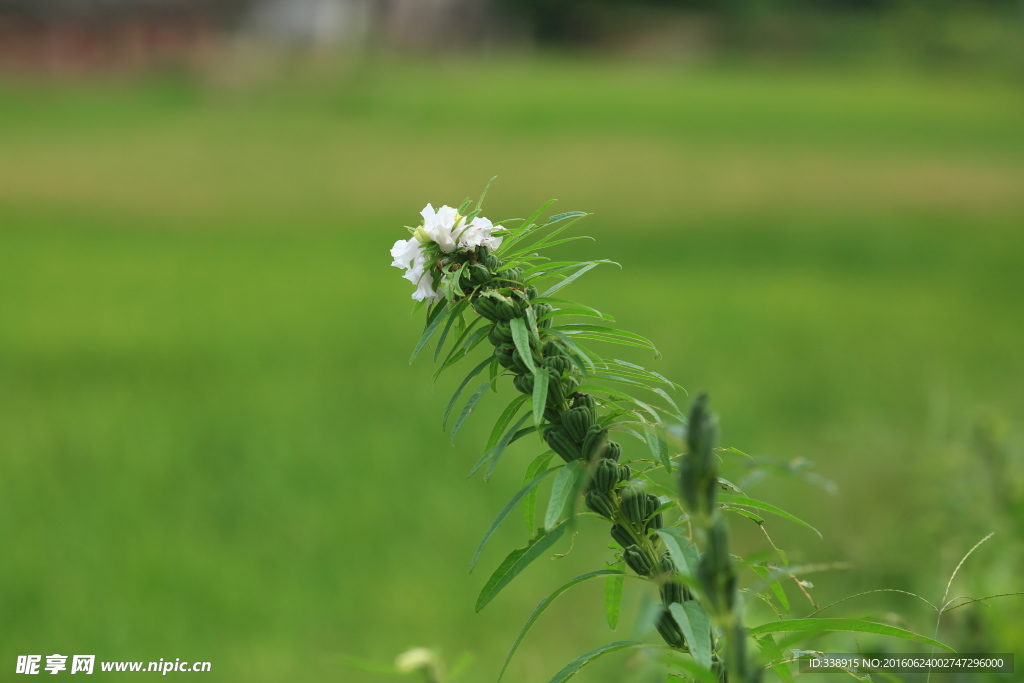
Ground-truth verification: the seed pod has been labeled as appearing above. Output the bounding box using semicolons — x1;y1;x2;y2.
623;545;654;577
482;253;500;270
542;355;570;376
495;343;516;369
501;266;524;282
531;302;553;323
562;406;595;443
542;340;564;357
658;552;676;575
655;607;686;649
513;373;534;395
495;298;522;320
647;511;664;531
609;523;633;548
547;376;567;406
660;581;691;606
543;407;563;424
572;393;597;410
468;263;492;285
594;458;621;492
511;349;530;374
473;297;502;322
525;285;539;300
585;490;615;518
606;441;622;461
617;464;631;483
644;494;661;519
620;488;647;524
489;321;513;345
582;424;610;460
544;426;582;463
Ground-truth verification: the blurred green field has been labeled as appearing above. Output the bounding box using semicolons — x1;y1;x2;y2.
1;59;1022;681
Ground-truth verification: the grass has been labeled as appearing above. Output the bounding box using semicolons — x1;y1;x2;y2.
1;57;1022;681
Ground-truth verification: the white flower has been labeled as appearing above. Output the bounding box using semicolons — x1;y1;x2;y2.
393;202;501;303
458;215;503;251
402;252;442;303
390;236;421;270
419;204;461;254
394;647;437;674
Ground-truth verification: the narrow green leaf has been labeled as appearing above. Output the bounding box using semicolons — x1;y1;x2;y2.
434;300;470;362
451;381;490;444
443;356;494;430
644;424;672;473
557;324;658;350
669;602;713;669
547;642;650;683
496;569;623;682
469;411;533;479
605;562;626;630
470;466;560;572
410;301;449;363
746;619;954;651
485;421;538;481
485;394;530;452
532;367;549;429
523;451;555;529
509;317;537;375
475;175;496;212
755;635;795;683
656;529;699;577
530;297;614;321
476;522;567;613
750;564;790;612
433;321;488;379
545;461;582;530
718;494;822;538
541;263;601;297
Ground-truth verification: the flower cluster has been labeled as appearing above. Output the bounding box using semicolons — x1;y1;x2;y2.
390;204;503;302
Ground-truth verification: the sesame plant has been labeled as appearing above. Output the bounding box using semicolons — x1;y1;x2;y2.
388;183;958;683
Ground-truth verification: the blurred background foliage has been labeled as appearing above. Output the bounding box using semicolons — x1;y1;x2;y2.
0;1;1022;681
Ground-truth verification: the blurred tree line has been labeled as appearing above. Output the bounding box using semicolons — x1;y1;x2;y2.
499;0;1024;72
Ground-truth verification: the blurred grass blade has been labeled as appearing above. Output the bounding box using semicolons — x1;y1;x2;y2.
471;466;560;573
476;522;567;613
496;569;623;683
747;619;954;651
